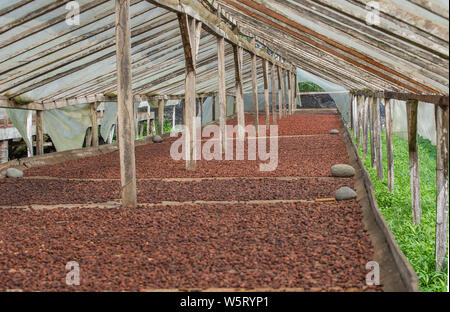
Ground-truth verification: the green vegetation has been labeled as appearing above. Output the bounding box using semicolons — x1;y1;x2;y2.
112;119;173;142
298;82;325;92
352;130;448;292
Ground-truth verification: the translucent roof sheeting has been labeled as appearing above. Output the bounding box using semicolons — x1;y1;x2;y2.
213;0;448;94
0;0;448;110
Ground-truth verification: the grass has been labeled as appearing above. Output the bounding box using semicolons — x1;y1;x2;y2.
112;119;173;142
351;130;448;292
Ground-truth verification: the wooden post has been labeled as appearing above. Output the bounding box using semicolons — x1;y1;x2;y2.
158;99;164;135
172;105;176;129
179;13;201;170
26;111;33;157
282;69;288;117
406;99;421;225
287;71;292;115
385;98;394;192
146;103;151;136
115;0;136;207
36;110;44;155
90;102;99;147
363;96;369;157
233;44;245;140
435;102;448;270
374;97;383;180
262;59;270;129
85;128;92;148
350;94;354;130
270;63;277;124
251;49;259;133
212;96;216;122
0;140;8;163
293;71;298;112
277;66;283;120
217;36;227;155
370;96;376;168
355;95;362;147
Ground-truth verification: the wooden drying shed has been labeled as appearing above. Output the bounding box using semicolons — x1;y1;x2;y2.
0;0;448;270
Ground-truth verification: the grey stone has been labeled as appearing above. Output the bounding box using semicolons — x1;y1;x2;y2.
335;187;357;201
331;164;355;177
6;168;24;178
152;135;163;143
330;129;340;134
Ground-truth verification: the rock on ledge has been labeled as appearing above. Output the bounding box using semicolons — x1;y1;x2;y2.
6;168;24;178
331;164;356;177
335;187;357;201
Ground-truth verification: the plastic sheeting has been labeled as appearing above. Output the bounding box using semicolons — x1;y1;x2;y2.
297;68;351;124
5;108;33;155
391;100;436;145
100;102;118;142
43;104;92;152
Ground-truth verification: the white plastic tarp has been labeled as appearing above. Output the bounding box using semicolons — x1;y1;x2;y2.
43;103;92;152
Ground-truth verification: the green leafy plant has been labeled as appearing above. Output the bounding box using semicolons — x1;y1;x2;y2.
351;129;448;292
298;82;325;92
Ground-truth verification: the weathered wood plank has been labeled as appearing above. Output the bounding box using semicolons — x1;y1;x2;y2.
385;98;394;192
234;45;245;140
251;49;259;133
271;62;277;124
406;99;421;225
370;96;376;168
90;102;99;147
179;13;200;170
262;59;270;128
115;0;137;207
277;66;283;120
158;99;165;135
374;97;383;180
217;36;227;155
435;103;449;270
35;110;44;155
363;96;369;157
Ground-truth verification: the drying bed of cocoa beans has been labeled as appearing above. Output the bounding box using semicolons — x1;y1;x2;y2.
226;113;342;136
0;202;381;292
0;112;382;292
0;177;353;206
24;137;349;180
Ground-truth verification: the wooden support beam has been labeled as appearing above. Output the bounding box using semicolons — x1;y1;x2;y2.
385;98;394;192
435;102;449;271
251;50;259;133
356;95;362;147
406;99;421;225
363;96;369;157
262;59;270;129
115;0;137;207
158;99;165;135
293;71;298;111
270;63;277;124
179;13;201;170
277;66;283;120
217;36;227;155
0;140;8;164
370;96;376;168
35;110;44;155
146;103;151;136
287;71;292;115
212;96;216;122
233;44;245;140
350;94;354;130
90;102;99;147
374;97;383;180
85;128;92;148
